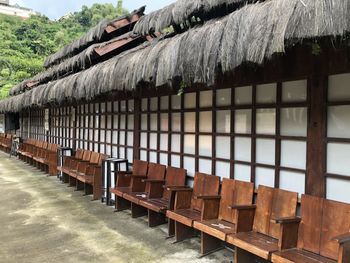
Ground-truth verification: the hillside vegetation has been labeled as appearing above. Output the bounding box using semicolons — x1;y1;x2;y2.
0;1;128;99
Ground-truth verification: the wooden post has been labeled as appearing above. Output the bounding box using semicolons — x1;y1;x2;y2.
133;95;141;161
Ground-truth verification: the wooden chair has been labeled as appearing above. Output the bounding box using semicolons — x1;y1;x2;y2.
110;159;148;211
271;195;350;263
122;163;167;218
46;143;60;176
59;149;84;175
193;179;254;256
138;166;187;227
65;150;92;184
166;172;221;242
226;185;298;262
76;153;108;200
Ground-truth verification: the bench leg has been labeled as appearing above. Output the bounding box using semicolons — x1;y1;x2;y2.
175;221;195;242
234;247;269;263
84;183;93;196
76;180;84;191
69;176;76;187
200;232;223;257
148;210;167;227
131;203;147;218
167;219;175;238
115;196;130;212
92;180;101;201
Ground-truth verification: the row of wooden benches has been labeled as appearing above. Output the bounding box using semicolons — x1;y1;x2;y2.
110;160;350;263
16;139;60;176
58;149;108;200
0;133;13;152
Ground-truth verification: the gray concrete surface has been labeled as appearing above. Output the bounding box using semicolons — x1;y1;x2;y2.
0;152;232;263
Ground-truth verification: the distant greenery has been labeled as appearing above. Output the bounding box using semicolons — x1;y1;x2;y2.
0;0;128;99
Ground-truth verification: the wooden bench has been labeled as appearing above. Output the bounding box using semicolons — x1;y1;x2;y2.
128;166;187;226
193;179;254;256
226;185;298;262
110;159;149;211
0;133;13;153
166;172;220;241
271;195;350;263
117;162;166;217
58;148;84;182
62;150;92;185
76;153;108;200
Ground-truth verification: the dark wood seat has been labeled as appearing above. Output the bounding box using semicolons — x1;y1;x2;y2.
138;166;187;227
166;172;220;241
58;148;84;174
226;185;298;262
193;179;254;255
110;159;148;211
271;195;350;263
122;163;166;218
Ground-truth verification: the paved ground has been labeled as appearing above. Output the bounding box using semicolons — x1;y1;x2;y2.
0;152;232;263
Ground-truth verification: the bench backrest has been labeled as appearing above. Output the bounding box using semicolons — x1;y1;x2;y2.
42;142;48;149
89;152;100;165
191;172;220;212
147;163;166;180
163;167;187;200
75;149;84;159
219;179;254;223
297;195;350;260
98;154;108;166
82;150;92;161
132;160;148;176
253;185;298;239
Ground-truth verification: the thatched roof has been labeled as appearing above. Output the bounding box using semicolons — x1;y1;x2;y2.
43;6;145;69
2;0;350;113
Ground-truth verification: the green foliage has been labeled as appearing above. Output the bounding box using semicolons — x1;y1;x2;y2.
0;1;128;100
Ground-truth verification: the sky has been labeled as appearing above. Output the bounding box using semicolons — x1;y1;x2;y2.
9;0;176;20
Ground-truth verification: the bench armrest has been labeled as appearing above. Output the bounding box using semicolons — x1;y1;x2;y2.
271;217;301;224
132;174;147;178
194;195;221;200
229;204;256;210
166;187;193;192
142;179;166;183
201;197;220;221
333;233;350;244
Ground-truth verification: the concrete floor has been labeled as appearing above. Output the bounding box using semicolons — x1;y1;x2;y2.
0;152;232;263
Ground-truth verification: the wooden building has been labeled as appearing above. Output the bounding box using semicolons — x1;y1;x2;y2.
1;0;350;204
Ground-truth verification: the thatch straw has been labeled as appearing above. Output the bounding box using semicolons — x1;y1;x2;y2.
2;0;350;113
43;6;145;69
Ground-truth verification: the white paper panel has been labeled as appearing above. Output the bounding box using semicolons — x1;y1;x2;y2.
160;113;169;131
199;135;212;156
171;134;181;152
185;112;196;132
326;178;350;203
100;144;105;154
127;149;133;162
160;153;168;165
119;131;125;145
255;167;275;188
234;164;251;182
149;133;157;149
140;133;147;148
113;115;119;129
327;143;350;176
199;159;212;174
217;110;231;133
199;90;212;108
150;151;157;163
140;150;147;161
199;111;212;132
150;114;157;130
171;155;181;167
100;116;106;128
235;86;252;105
216;136;231;159
282;80;307;102
127;132;133;146
184;157;195;176
106;146;111;156
256;109;276;135
216;161;230;178
235;110;252;134
113;101;119;112
106;116;112;129
217;88;231;106
172;95;181;109
172;113;181;132
184;135;196;154
279;171;305;197
328;106;350;139
120;115;126;129
256;139;275;165
119;147;125;158
128;115;134;129
141;99;148;111
234;137;251;162
141;114;147;130
281;140;306;169
328;73;350;101
257;83;276;103
185;93;196;108
150;97;158;111
160;134;168;151
106;131;111;143
281;107;307;137
112;146;118;157
120;101;126;112
112;131;118;144
161;96;169;110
